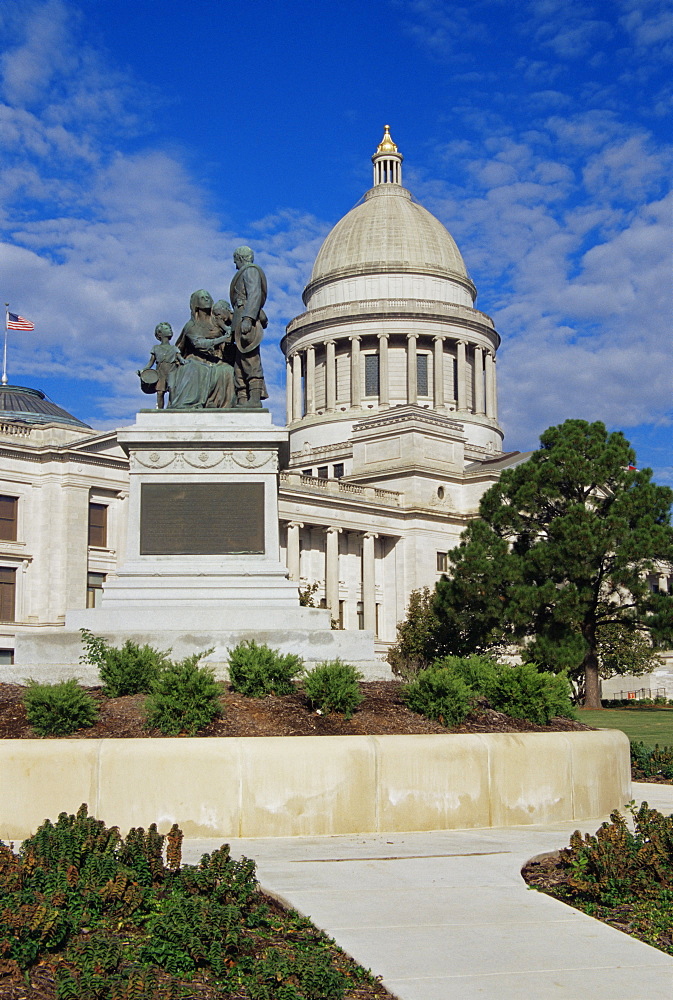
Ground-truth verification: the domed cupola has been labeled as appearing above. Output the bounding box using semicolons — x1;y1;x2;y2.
281;128;503;458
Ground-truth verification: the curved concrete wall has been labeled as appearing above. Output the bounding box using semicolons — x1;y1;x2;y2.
0;731;630;841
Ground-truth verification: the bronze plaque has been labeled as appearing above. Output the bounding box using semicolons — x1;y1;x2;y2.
140;483;265;555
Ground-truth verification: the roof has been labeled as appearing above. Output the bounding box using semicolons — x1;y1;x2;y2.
305;184;470;295
0;385;91;429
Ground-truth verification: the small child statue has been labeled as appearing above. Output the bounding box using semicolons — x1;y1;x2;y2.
138;322;185;409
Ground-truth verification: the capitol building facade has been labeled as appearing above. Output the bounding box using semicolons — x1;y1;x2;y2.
0;129;531;663
0;128;667;685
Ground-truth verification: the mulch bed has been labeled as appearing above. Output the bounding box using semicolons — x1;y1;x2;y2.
0;681;594;739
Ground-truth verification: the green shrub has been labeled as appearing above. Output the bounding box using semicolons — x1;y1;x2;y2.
630;741;673;780
227;639;303;697
303;659;364;719
401;667;471;727
144;651;221;735
23;678;98;736
80;628;169;697
484;662;576;724
429;654;499;692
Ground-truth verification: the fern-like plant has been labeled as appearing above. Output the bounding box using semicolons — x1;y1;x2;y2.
23;678;99;736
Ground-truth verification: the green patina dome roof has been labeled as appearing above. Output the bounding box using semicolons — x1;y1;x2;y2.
0;385;91;429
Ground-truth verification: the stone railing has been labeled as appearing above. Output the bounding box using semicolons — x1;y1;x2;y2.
280;471;401;507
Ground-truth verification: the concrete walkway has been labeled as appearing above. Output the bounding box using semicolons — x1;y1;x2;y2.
182;783;673;1000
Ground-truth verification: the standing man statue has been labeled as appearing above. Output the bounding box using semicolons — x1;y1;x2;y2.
229;246;269;408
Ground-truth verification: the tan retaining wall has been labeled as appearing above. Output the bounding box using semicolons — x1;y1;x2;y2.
0;731;630;841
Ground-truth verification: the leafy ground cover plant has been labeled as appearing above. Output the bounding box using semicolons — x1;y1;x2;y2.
227;639;304;697
22;678;98;736
144;651;221;736
80;628;170;697
523;802;673;956
0;805;387;999
303;660;364;719
630;740;673;781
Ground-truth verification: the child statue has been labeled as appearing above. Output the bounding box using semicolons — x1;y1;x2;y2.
138;322;185;409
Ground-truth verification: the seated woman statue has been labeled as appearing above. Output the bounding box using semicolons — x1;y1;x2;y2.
168;290;235;408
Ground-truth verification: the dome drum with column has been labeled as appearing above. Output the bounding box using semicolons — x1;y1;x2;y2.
281;127;503;459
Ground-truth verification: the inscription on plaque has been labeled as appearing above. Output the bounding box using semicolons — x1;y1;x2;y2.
140;483;264;555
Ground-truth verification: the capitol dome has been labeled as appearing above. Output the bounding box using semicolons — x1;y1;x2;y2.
304;185;474;306
282;127;503;458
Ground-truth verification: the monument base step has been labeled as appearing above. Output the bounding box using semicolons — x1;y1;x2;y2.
13;624;391;684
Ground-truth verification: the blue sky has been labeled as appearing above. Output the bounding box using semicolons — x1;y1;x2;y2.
0;0;671;481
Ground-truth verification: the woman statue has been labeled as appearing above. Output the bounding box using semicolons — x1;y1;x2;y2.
168;290;235;408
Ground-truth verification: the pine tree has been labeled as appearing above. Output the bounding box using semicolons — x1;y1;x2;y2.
433;420;673;707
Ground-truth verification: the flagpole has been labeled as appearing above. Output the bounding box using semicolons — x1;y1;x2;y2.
2;304;8;386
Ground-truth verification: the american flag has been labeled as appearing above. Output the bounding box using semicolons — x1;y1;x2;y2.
6;312;34;331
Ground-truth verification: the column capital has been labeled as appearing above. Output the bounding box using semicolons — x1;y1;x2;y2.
325;338;336;346
306;343;315;354
377;332;390;341
349;334;361;343
363;531;379;540
286;520;304;530
324;525;343;535
433;334;444;344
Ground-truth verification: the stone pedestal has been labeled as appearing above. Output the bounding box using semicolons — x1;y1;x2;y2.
14;410;387;680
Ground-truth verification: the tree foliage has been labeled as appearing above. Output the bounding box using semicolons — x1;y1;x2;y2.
432;420;673;707
386;587;440;676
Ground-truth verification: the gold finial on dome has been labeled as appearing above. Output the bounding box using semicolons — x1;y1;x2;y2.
376;124;398;154
372;125;403;186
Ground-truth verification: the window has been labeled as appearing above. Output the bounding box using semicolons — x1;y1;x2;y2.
0;648;14;665
339;600;345;628
375;603;381;638
364;354;380;396
0;496;18;542
333;463;344;479
356;601;364;630
317;466;328;479
417;354;429;396
437;552;450;573
86;572;106;609
0;567;16;622
88;503;108;547
301;468;313;477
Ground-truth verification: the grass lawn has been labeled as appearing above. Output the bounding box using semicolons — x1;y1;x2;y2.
578;707;673;748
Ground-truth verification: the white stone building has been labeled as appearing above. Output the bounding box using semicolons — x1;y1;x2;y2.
277;127;527;652
0;128;669;688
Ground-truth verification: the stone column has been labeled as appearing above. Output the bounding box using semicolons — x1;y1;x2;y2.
325;526;341;619
325;340;336;412
485;351;495;419
286;521;303;581
362;531;378;632
292;352;303;421
407;334;418;405
456;340;467;411
350;336;361;409
433;336;445;410
305;345;316;416
658;573;669;594
491;356;498;421
474;345;485;414
378;333;389;407
286;359;293;424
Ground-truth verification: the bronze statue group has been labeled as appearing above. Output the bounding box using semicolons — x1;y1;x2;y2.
139;246;268;410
